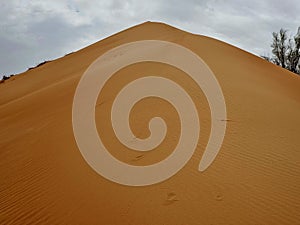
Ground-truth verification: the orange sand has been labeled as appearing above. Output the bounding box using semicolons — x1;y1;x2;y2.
0;22;300;225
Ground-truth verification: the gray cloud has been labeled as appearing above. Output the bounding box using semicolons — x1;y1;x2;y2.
0;0;299;76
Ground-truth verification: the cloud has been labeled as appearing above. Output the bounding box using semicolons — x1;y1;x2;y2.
0;0;299;76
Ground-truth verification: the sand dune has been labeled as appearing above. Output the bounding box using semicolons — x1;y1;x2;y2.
1;22;300;224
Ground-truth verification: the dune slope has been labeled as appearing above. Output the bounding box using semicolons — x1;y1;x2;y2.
0;22;300;225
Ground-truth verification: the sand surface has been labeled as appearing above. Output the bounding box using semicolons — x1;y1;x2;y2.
1;22;300;224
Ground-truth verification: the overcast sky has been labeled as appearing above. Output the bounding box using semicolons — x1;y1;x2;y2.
0;0;299;76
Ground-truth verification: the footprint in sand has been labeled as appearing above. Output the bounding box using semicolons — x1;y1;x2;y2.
215;194;223;201
131;154;144;162
163;192;179;205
